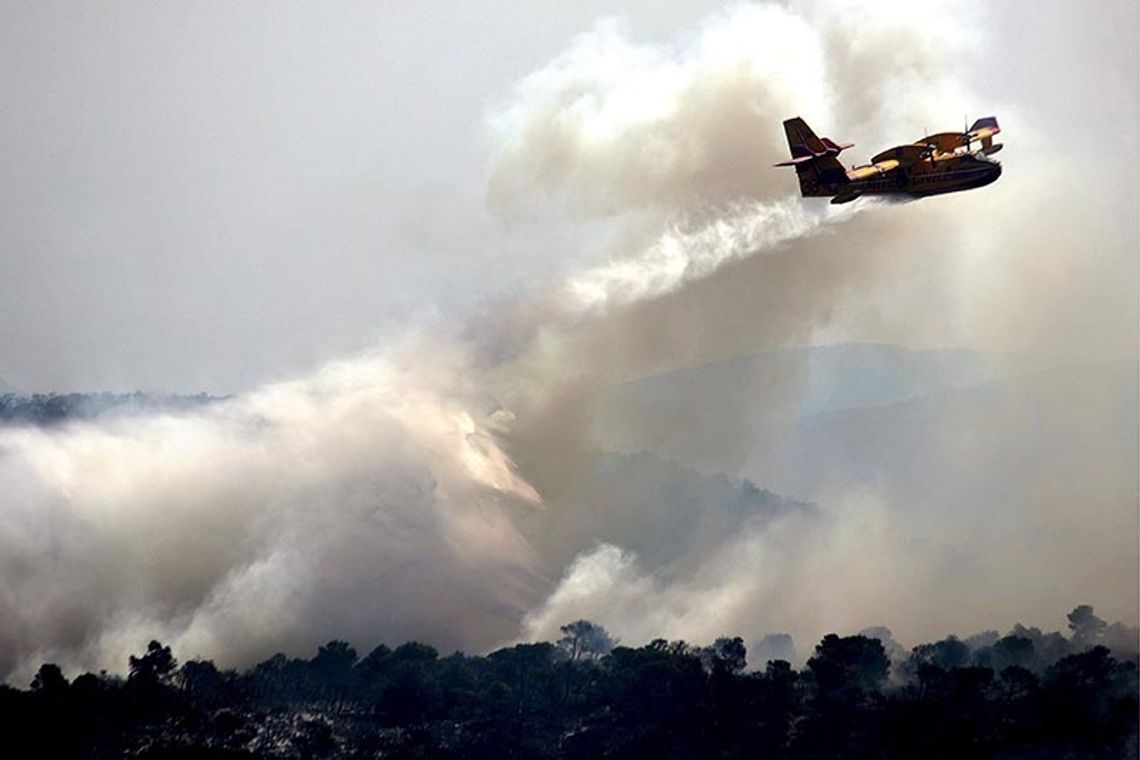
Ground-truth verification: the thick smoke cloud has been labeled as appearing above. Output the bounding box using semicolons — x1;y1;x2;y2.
520;488;974;659
0;342;545;677
0;0;1135;682
492;0;1137;651
486;4;828;218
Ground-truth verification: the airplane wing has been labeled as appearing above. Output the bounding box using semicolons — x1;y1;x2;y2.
846;159;899;181
917;117;1002;157
871;144;928;166
920;132;969;154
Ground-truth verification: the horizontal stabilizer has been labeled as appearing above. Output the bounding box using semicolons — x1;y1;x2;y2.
773;155;817;167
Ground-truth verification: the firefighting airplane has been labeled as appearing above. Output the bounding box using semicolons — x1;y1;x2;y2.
775;116;1002;204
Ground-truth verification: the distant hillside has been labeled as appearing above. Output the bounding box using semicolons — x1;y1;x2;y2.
591;346;1137;635
592;344;1035;477
593;344;1134;502
602;344;1019;423
753;356;1137;505
0;392;226;426
516;449;811;578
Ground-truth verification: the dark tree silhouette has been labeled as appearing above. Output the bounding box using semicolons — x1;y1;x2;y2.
808;633;890;705
557;619;617;662
975;634;1038;673
1;608;1135;757
703;636;747;675
910;635;970;670
1067;604;1108;647
29;664;68;695
128;640;177;687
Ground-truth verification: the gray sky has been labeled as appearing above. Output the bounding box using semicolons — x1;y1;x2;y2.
0;1;723;392
0;1;1135;392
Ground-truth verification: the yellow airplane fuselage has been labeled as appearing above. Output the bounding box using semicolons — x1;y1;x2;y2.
777;116;1003;204
803;152;1002;201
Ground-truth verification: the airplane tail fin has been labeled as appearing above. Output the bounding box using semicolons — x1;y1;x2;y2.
774;117;852;196
967;116;999;134
967;116;1003;155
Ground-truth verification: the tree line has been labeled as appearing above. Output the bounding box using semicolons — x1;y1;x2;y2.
2;608;1135;758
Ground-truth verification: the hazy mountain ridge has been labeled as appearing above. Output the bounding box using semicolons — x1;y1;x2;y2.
588;345;1138;640
603;344;1016;422
765;355;1137;498
517;449;812;581
591;344;1031;478
0;391;227;426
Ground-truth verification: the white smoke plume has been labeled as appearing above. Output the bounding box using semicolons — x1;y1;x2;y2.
2;192;855;680
486;5;828;218
0;0;1135;682
564;199;862;313
0;342;542;675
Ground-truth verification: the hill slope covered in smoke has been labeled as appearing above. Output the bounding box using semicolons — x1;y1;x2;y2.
0;0;1134;707
589;346;1137;645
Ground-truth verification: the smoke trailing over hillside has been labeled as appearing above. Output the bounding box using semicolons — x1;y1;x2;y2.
0;0;1135;684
